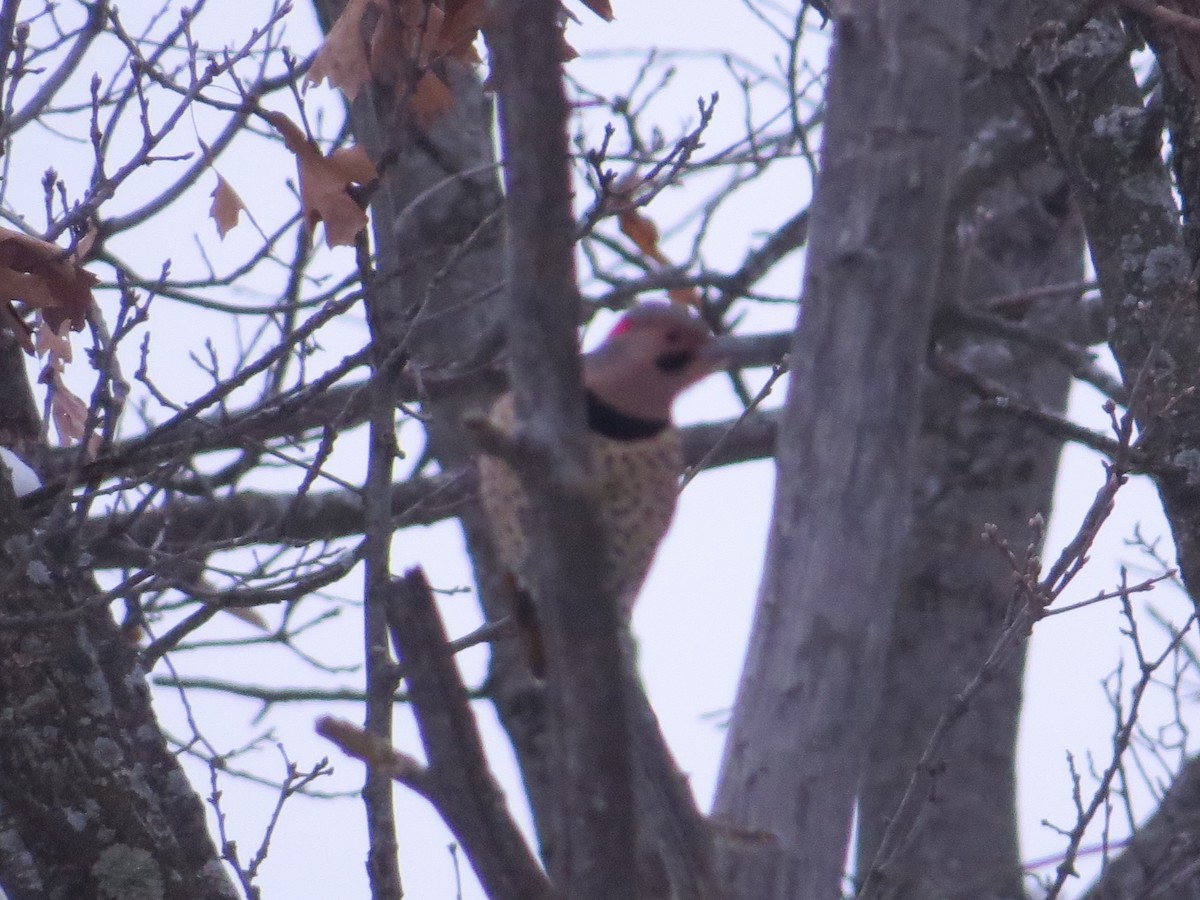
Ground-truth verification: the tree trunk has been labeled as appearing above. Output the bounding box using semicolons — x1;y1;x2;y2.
855;3;1085;896
712;2;968;898
0;480;238;899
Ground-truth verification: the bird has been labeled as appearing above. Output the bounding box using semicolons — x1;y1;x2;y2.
478;302;733;670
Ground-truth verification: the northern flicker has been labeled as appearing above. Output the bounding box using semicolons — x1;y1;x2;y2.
480;302;728;894
478;302;731;643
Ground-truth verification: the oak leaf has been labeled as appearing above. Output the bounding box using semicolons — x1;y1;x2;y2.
209;172;246;238
618;207;669;266
265;112;378;248
439;0;487;64
33;319;72;361
580;0;614;20
365;1;409;94
305;0;376;102
317;715;428;781
220;606;271;631
48;373;89;447
36;359;89;447
0;227;97;341
411;71;455;124
613;175;701;308
307;0;609;109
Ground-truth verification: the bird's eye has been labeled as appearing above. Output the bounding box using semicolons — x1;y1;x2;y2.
655;350;693;373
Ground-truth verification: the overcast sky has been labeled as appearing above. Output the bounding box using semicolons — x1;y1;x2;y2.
11;2;1196;897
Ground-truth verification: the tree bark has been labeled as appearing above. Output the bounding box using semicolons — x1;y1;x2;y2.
0;481;238;899
484;0;640;893
1017;7;1200;592
384;569;554;900
712;3;968;898
854;3;1084;896
1080;754;1200;900
1011;5;1200;896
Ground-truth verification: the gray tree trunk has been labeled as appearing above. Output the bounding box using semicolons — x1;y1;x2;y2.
712;2;969;898
854;3;1085;896
0;479;239;899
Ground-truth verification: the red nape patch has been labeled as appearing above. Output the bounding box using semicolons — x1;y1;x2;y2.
607;315;637;338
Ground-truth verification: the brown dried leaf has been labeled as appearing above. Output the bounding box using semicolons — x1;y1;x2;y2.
222;606;271;630
367;1;411;91
306;0;377;102
316;716;389;764
667;286;702;309
394;0;428;30
74;224;98;260
618;208;669;266
612;173;697;307
316;716;428;781
209;172;245;239
43;370;88;447
411;71;455;124
579;0;614;21
325;145;379;187
439;0;487;62
0;227;97;337
449;39;482;67
33;320;72;362
265;111;378;248
0;268;60;315
310;0;490;107
416;2;444;66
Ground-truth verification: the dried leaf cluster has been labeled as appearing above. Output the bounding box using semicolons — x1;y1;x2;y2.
307;0;613;105
305;0;486;113
209;1;616;247
0;227;97;446
0;226;96;350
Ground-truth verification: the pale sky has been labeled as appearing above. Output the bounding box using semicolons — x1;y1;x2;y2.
9;2;1194;898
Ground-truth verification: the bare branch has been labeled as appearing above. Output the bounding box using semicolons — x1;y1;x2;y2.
384;568;552;900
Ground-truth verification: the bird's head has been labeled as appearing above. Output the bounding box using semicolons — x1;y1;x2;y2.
583;303;733;423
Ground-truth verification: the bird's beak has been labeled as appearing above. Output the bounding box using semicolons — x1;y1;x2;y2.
701;334;740;371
